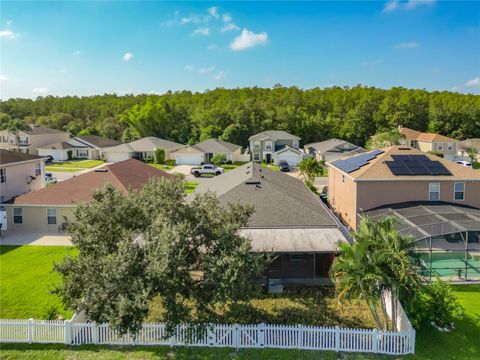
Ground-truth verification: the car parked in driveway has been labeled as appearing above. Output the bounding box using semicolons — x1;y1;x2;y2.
278;160;290;172
190;164;224;177
44;155;54;164
456;160;472;167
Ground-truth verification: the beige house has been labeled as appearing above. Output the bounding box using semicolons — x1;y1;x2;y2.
457;139;480;162
304;139;365;162
0;125;70;155
103;137;184;163
249;130;302;165
4;159;174;231
171;138;245;165
399;126;458;159
327;146;480;230
0;150;46;204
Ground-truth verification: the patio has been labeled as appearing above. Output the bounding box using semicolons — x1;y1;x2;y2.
0;230;72;246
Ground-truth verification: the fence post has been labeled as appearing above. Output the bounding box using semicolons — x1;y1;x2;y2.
297;324;303;349
92;323;98;344
334;326;340;352
234;324;240;350
28;318;34;344
372;329;378;352
258;323;265;348
168;326;176;347
410;328;416;354
208;324;214;347
64;320;72;345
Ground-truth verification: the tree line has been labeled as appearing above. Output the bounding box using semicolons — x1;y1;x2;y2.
1;86;479;147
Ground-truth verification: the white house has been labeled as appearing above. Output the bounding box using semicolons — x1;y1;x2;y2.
172;138;246;165
103;137;184;163
272;146;304;167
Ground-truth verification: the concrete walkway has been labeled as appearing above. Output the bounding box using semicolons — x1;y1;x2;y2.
0;230;72;246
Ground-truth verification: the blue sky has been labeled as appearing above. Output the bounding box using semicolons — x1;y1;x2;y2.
1;1;479;99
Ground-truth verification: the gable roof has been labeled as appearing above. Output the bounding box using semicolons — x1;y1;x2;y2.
189;162;337;228
76;135;121;149
304;139;364;155
11;159;174;205
22;125;68;135
459;138;480;151
249;130;300;142
193;138;241;154
0;150;45;166
103;137;184;153
399;127;455;143
329;146;480;181
273;145;304;155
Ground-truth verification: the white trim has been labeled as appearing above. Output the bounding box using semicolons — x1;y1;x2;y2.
453;182;465;201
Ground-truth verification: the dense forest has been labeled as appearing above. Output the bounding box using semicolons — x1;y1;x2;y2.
1;86;479;147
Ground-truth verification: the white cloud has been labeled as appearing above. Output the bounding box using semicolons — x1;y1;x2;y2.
230;29;268;51
0;29;18;39
451;86;459;92
465;77;480;88
32;87;48;95
123;52;134;61
208;7;219;19
0;74;9;82
198;66;215;74
192;27;209;36
405;0;436;10
383;0;400;13
184;65;195;71
394;41;419;49
180;16;193;25
73;50;81;56
222;13;232;23
5;20;13;27
221;23;240;33
213;70;225;81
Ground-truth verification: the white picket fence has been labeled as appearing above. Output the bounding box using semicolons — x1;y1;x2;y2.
0;319;415;355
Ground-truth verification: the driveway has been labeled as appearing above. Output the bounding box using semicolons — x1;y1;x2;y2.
0;230;72;246
169;165;222;183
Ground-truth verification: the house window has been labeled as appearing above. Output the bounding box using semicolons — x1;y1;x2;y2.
253;141;260;150
447;144;453;151
429;183;440;201
264;141;273;151
293;140;299;148
437;144;443;151
13;208;22;224
47;208;57;225
77;149;88;158
342;175;345;183
19;137;29;145
0;168;5;183
35;162;42;176
253;153;260;161
454;182;465;201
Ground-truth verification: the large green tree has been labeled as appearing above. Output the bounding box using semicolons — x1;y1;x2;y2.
55;179;266;335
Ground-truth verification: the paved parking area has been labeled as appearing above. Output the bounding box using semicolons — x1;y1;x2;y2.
0;230;72;246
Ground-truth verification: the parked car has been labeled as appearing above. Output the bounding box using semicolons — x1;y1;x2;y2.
456;160;472;167
190;164;224;177
278;160;290;172
44;155;54;164
45;172;58;185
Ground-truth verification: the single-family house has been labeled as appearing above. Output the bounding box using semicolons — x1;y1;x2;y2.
0;150;45;204
249;130;303;166
398;126;458;160
172;138;244;165
188;162;349;285
36;135;121;161
103;137;184;163
3;159;174;231
0;125;70;155
304;139;365;162
457;139;480;162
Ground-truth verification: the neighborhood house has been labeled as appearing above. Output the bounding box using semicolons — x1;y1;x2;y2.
172;138;245;165
0;125;70;155
399;126;458;160
249;130;304;167
304;139;365;162
103;137;184;163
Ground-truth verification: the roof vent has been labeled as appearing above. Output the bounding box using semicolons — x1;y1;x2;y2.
399;147;411;150
246;180;261;185
94;168;108;172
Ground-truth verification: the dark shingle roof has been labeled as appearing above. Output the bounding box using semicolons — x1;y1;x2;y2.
192;138;241;153
76;135;121;149
249;130;300;141
0;150;45;166
304;139;364;155
189;162;337;228
23;125;67;135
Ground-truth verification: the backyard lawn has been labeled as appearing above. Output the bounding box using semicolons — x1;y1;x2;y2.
148;160;176;171
46;159;105;172
0;245;77;319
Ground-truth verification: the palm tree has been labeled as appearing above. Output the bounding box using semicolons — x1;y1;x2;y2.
468;147;478;164
297;157;322;183
331;217;421;331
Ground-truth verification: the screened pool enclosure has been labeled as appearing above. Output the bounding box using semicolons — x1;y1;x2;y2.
361;202;480;281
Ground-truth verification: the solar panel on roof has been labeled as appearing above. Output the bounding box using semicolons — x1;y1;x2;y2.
332;149;384;174
386;155;452;176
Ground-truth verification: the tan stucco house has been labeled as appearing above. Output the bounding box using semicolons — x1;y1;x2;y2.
304;139;365;162
399;126;458;159
0;125;70;155
248;130;303;166
327;146;480;230
3;159;174;231
103;137;184;163
171;138;245;165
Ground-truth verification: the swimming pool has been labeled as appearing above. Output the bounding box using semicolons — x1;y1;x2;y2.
415;252;480;280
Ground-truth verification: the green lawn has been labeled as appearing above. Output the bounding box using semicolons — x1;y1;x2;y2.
46;159;105;172
185;182;198;194
260;163;280;171
222;162;248;172
147;160;176;171
0;245;77;319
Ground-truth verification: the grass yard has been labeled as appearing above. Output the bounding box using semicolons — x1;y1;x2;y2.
46;159;105;172
221;161;248;172
0;245;77;319
185;182;198;194
148;160;176;171
260;163;280;171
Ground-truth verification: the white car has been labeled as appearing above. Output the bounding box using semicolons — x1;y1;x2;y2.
455;160;472;167
190;164;224;177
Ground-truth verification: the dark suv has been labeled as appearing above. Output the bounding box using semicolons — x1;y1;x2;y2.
278;160;290;172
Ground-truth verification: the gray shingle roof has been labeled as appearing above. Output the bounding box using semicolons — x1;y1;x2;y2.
0;150;45;166
103;137;183;152
76;135;121;149
248;130;300;141
304;139;364;155
23;125;68;135
189;162;337;228
459;139;480;151
192;138;241;154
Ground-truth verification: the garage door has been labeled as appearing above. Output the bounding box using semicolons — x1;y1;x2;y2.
175;154;204;165
275;153;303;167
106;152;131;163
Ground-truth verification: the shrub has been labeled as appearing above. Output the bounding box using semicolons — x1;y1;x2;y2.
66;150;73;160
211;153;227;165
43;305;59;320
154;148;165;164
